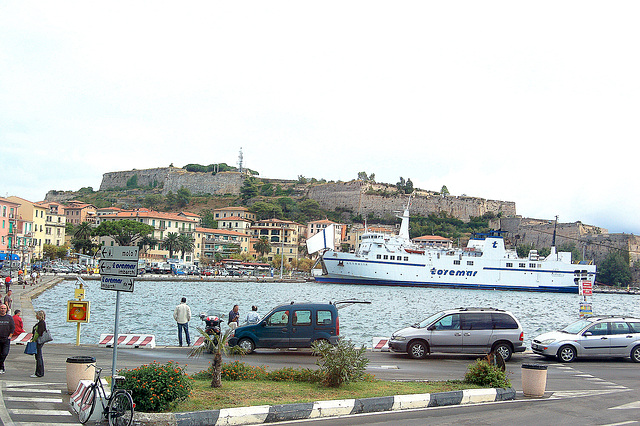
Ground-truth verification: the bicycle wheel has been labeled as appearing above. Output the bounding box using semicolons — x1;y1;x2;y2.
107;390;134;426
78;384;97;424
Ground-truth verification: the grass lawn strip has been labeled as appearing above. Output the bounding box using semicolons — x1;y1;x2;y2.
173;379;480;412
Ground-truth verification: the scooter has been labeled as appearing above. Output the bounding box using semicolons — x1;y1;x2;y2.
199;313;221;352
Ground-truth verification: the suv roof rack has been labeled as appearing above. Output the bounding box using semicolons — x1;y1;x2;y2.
457;307;505;312
332;300;372;310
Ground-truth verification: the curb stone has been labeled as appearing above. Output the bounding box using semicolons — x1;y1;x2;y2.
133;388;516;425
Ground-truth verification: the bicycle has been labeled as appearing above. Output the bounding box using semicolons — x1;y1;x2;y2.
77;365;135;426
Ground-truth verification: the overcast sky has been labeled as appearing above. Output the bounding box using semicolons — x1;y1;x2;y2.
1;2;638;234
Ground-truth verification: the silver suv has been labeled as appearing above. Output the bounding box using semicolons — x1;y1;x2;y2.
388;307;525;361
532;316;640;363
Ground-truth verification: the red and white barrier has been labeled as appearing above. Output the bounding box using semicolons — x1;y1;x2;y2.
98;333;156;348
371;336;389;352
70;378;109;421
10;333;33;345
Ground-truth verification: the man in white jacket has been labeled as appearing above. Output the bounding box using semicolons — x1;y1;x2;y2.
173;297;191;346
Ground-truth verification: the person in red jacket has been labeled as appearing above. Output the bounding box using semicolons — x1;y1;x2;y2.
12;309;24;335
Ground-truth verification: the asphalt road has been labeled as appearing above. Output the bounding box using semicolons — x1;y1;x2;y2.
1;344;638;425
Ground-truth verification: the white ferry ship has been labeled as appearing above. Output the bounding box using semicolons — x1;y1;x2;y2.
310;206;596;293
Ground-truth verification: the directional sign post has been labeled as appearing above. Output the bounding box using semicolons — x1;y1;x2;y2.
99;245;139;392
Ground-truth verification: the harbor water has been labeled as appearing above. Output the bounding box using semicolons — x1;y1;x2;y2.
34;279;640;349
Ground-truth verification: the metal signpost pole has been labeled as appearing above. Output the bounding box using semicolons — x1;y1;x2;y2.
98;246;139;393
111;291;120;393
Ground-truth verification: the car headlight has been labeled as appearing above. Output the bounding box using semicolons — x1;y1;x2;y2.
392;335;406;341
540;339;556;345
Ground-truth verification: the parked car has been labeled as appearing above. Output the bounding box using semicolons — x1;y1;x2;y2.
388;307;525;361
531;316;640;363
228;300;370;354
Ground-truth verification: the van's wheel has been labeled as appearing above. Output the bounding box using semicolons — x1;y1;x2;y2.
492;342;513;362
408;341;428;359
238;338;255;354
557;345;576;362
631;345;640;363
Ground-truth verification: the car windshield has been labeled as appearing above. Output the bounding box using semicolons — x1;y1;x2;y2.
415;311;445;328
561;319;591;334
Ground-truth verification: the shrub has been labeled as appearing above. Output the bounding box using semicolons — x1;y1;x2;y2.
119;361;193;412
464;359;511;388
266;367;321;383
312;338;369;387
221;361;267;381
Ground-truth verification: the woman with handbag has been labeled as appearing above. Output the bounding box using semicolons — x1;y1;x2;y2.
31;310;47;378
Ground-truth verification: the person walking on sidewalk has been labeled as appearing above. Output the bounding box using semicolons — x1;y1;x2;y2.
4;275;10;293
0;303;15;374
31;310;46;378
3;290;12;314
173;297;191;347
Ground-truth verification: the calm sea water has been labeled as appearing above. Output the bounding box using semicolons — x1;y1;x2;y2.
33;279;640;348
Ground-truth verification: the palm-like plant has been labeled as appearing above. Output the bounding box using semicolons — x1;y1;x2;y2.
177;233;195;260
188;328;242;388
253;237;271;258
162;232;180;258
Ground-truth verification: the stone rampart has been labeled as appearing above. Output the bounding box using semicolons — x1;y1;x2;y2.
99;168;172;191
99;168;245;196
163;170;245;195
307;182;517;221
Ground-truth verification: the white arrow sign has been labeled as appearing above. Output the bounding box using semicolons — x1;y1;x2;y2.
100;246;139;260
101;276;135;292
99;260;138;277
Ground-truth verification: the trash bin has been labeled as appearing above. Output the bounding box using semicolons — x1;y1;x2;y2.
66;356;96;394
521;363;547;397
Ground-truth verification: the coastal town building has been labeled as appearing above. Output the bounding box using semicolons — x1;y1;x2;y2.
0;197;29;267
194;226;251;263
250;218;305;263
37;201;67;248
217;216;252;235
63;200;97;225
6;196;47;260
213;206;256;222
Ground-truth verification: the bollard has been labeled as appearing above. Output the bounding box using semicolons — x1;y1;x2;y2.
521;363;548;397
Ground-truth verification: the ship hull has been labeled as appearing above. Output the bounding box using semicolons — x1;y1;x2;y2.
317;249;594;294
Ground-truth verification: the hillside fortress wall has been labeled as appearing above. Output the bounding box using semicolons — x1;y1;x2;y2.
98;168;516;220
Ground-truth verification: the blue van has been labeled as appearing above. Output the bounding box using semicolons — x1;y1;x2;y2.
228;302;341;354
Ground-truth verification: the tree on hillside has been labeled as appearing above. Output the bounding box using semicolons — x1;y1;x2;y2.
251;201;283;220
176;187;191;208
440;185;450;196
93;220;154;246
598;252;632;286
298;199;323;220
162;232;181;259
200;210;217;229
240;176;259;202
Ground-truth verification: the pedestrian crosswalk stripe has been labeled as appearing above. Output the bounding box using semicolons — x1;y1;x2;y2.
9;409;72;416
609;401;640;410
6;388;62;393
5;396;63;403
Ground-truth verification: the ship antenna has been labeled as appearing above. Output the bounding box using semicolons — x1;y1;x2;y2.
552;215;558;247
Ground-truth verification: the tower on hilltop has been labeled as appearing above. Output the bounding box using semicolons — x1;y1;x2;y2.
238;147;244;174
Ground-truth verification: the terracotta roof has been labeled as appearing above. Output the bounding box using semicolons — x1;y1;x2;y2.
214;206;250;211
413;235;451;241
308;219;337;225
102;210;198;222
